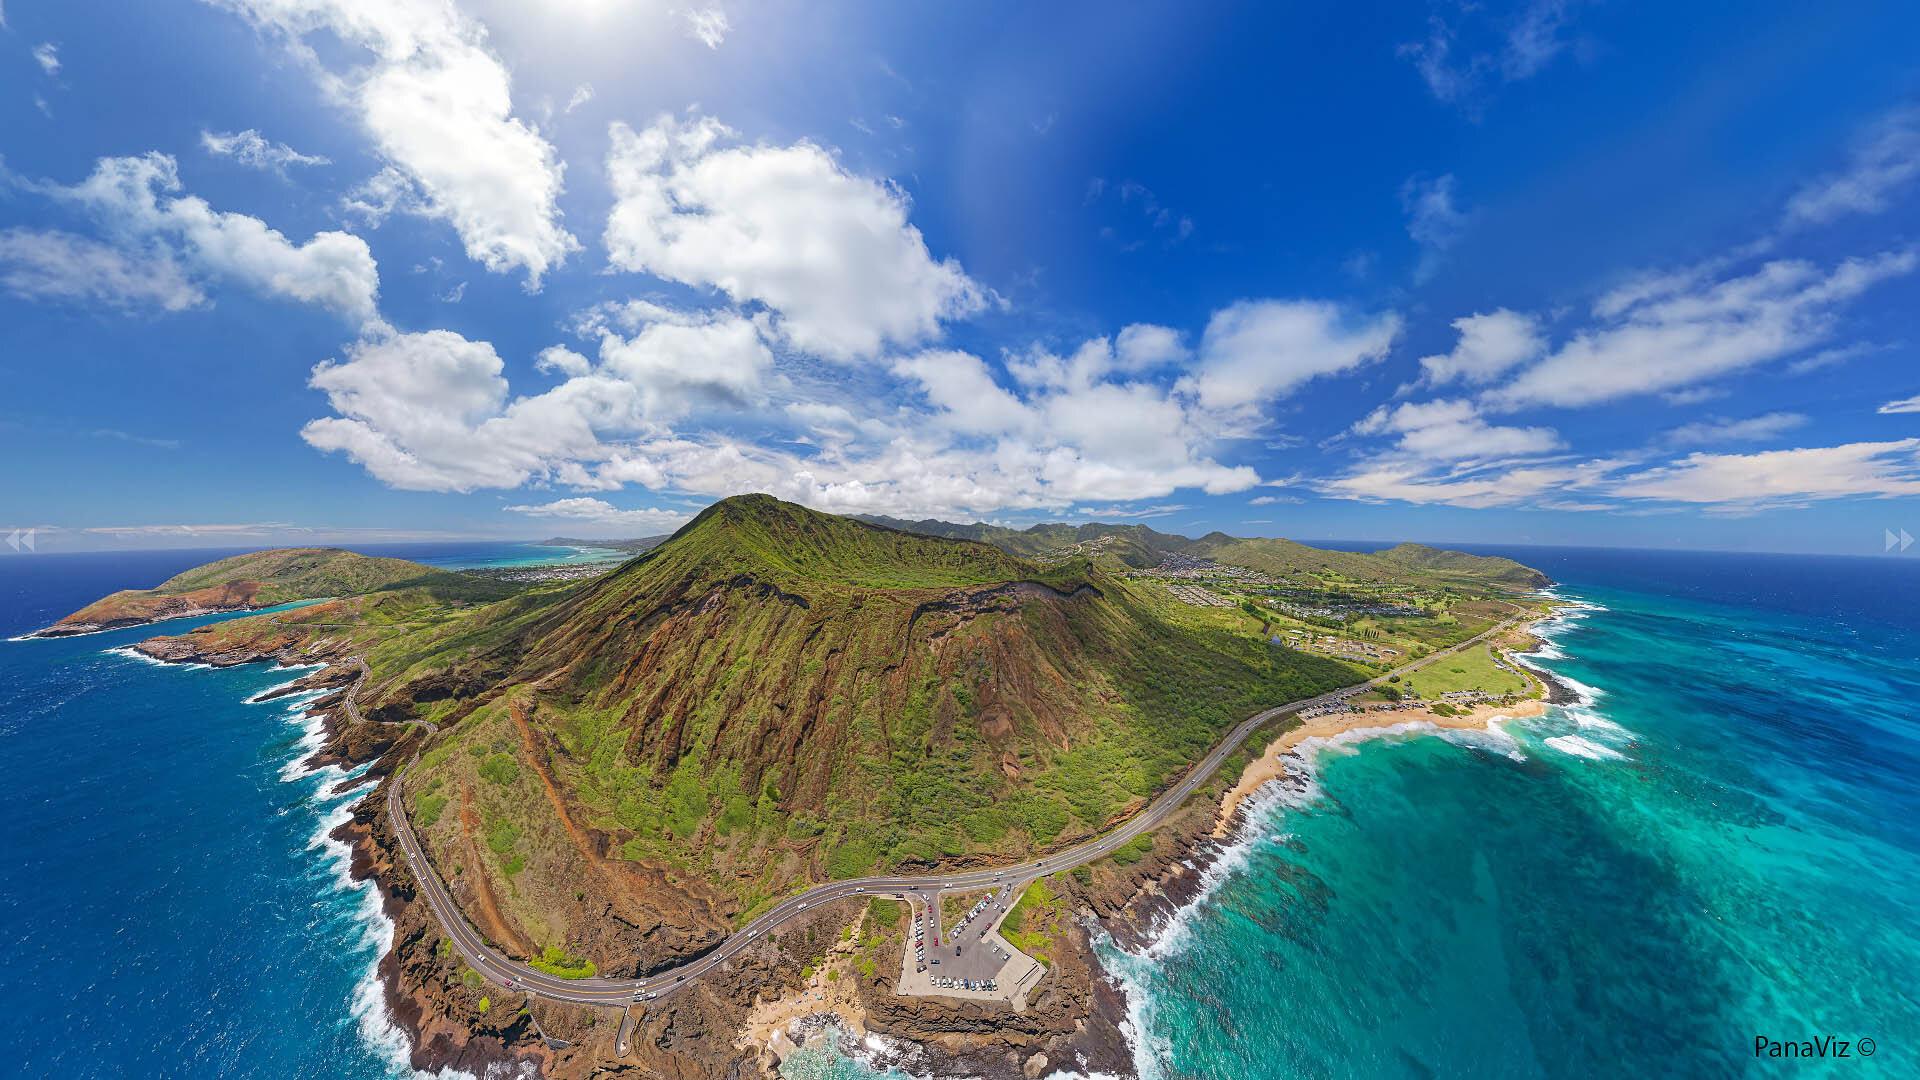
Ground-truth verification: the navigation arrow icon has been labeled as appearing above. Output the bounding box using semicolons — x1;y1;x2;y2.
1905;528;1915;553
4;530;18;553
20;528;33;553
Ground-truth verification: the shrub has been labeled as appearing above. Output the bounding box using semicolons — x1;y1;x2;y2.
485;819;519;854
416;793;448;827
529;946;596;979
478;753;519;786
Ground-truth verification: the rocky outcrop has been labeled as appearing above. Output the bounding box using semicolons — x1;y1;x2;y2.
36;582;264;637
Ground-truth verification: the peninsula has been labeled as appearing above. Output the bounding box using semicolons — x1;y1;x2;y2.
79;495;1555;1078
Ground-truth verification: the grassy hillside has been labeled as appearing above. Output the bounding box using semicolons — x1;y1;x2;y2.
859;515;1550;589
40;547;501;634
1371;542;1552;589
380;495;1364;972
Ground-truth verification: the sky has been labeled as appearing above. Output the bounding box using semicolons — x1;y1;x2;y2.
2;0;1919;556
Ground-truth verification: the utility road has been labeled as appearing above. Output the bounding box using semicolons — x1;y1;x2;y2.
384;609;1531;1005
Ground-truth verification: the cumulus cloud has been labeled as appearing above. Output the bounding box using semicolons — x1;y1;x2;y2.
1488;250;1916;410
1786;107;1920;225
298;290;1347;513
0;227;202;311
1416;308;1544;386
504;497;691;532
301;329;620;491
604;114;987;360
201;128;329;172
30;152;379;325
1178;299;1402;419
212;0;577;288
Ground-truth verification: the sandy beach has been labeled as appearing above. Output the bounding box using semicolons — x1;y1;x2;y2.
1215;697;1548;836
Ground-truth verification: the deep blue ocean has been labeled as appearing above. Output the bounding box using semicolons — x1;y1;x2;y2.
3;542;1917;1079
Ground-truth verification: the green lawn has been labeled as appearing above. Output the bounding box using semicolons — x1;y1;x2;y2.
1402;643;1531;698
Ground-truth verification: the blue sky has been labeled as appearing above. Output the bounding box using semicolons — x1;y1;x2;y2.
2;0;1919;555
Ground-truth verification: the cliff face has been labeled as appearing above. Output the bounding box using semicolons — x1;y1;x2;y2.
37;580;267;636
35;546;494;637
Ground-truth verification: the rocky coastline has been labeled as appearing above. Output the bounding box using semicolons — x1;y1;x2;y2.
123;610;1560;1080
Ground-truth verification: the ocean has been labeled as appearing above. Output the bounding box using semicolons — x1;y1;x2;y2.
784;546;1920;1079
0;541;615;1080
2;543;1916;1079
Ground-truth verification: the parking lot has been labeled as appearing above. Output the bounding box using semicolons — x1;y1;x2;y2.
895;883;1045;1011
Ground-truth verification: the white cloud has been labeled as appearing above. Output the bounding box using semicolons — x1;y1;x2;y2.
592;308;774;419
1178;299;1401;419
1662;412;1806;446
504;497;691;533
1609;441;1920;506
38;152;379;325
1352;398;1563;461
678;5;729;49
1416;308;1544;386
212;0;577;288
1114;323;1187;371
1248;494;1300;506
33;42;59;75
604;113;987;360
535;344;593;378
1878;394;1920;415
1489;251;1916;410
302;329;610;491
1787;107;1920;225
564;83;594;114
0;228;203;312
201;129;329;172
1321;457;1620;509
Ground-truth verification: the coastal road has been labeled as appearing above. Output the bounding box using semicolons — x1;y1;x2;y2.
382;609;1533;1006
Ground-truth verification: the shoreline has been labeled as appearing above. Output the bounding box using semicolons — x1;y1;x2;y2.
1214;697;1548;837
97;602;1571;1080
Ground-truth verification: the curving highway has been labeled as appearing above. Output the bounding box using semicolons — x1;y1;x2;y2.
379;608;1532;1005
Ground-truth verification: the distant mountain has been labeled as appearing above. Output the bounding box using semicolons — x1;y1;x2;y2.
1370;542;1552;589
34;547;492;636
539;534;671;555
856;515;1551;589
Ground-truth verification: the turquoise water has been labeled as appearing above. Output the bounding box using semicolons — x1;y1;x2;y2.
791;552;1920;1079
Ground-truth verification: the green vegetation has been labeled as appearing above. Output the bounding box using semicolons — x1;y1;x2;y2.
866;896;901;929
477;753;519;786
113;494;1544;976
1110;834;1155;866
528;946;596;980
1001;878;1060;965
1404;644;1532;697
477;997;490;1014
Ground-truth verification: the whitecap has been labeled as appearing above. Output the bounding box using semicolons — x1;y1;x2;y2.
1544;734;1625;761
